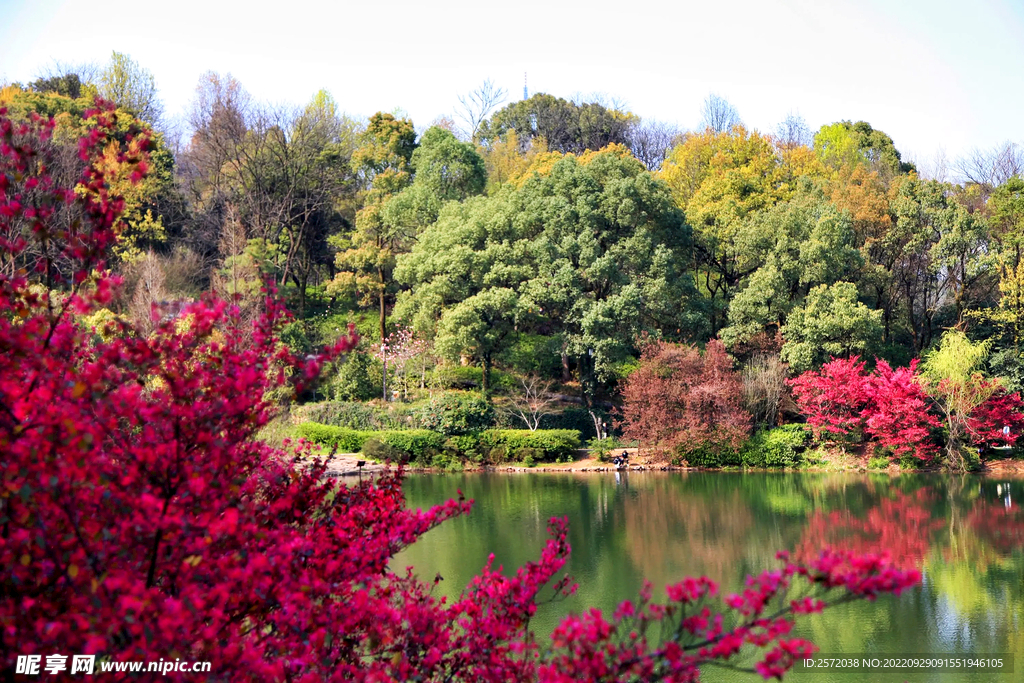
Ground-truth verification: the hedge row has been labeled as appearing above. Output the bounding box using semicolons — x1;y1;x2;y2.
295;423;373;452
295;422;582;465
480;430;581;463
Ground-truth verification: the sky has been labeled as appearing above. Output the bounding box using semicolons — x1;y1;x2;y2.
1;0;1022;168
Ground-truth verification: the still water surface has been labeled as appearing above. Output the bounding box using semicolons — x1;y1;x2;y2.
396;472;1023;682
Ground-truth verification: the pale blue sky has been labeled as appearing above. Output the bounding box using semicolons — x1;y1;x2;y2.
2;0;1022;166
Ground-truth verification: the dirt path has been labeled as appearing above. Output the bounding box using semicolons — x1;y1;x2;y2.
978;459;1024;476
307;453;387;478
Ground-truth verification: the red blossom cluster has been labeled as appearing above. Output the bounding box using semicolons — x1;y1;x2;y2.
1;105;922;681
540;549;919;682
789;356;1024;463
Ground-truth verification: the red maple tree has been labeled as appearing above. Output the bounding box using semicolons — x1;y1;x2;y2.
790;356;1024;464
618;339;751;456
862;360;940;461
788;356;871;441
967;388;1024;449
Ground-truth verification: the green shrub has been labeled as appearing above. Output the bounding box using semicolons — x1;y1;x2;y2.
430;365;515;392
298;421;582;467
327;353;380;402
295;423;373;452
361;438;402;463
741;425;808;468
441;434;481;462
355;431;445;465
868;456;890;470
720;448;742;466
301;401;397;430
417;392;495;435
480;429;581;463
675;445;741;468
375;430;445;461
586;436;623;462
296;422;449;462
429;451;465;472
682;447;720;468
388;400;430;428
802;447;829;467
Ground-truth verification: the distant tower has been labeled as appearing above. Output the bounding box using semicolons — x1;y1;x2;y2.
524;72;528;100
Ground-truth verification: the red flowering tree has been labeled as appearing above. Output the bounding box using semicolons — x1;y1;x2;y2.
1;105;921;681
790;357;940;462
792;354;1024;465
967;388;1024;450
788;356;871;441
618;339;752;458
862;360;941;462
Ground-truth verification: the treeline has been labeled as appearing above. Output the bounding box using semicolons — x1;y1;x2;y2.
4;55;1024;415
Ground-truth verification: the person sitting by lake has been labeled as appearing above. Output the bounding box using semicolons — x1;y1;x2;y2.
611;451;628;468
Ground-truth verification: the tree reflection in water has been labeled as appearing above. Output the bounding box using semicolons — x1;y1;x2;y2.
399;472;1024;677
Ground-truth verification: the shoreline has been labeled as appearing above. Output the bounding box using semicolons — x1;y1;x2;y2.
312;453;1024;478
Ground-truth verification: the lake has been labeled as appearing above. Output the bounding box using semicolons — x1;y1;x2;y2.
396;471;1023;682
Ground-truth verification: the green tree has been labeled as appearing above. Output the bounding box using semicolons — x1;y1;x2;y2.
658;126;793;332
889;177;992;349
814;120;914;178
989;176;1024;262
780;282;883;372
477;93;636;155
969;256;1024;391
721;182;861;348
394;194;533;390
435;288;523;393
332;112;417;342
209;91;359;314
409;126;486;201
397;148;702;406
379;126;487;235
98;51;162;124
29;66;96;100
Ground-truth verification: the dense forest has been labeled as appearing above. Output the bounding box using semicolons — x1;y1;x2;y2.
5;53;1024;469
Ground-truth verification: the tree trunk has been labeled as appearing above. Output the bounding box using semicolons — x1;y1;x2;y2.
560;339;571;382
945;413;969;471
378;275;386;344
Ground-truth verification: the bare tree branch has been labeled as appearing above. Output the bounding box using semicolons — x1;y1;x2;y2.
503;374;559;431
774;113;811;149
627;119;683;171
456;79;507;142
700;93;742;133
955;141;1024;188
